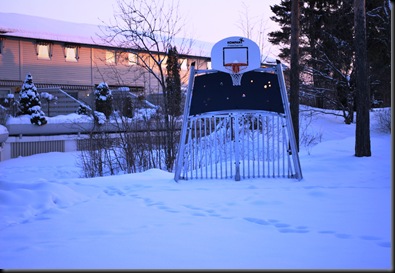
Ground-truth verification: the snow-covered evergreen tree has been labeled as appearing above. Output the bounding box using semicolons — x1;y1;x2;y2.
18;73;47;126
94;82;113;119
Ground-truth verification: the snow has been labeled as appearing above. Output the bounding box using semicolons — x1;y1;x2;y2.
0;124;7;134
0;107;391;270
6;113;92;125
0;12;206;56
0;12;105;47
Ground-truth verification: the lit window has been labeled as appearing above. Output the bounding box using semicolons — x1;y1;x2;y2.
180;59;188;70
161;56;168;68
36;43;51;60
106;50;116;64
128;52;138;65
65;45;79;62
207;61;212;70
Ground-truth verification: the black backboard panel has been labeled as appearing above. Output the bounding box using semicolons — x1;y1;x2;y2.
189;71;285;116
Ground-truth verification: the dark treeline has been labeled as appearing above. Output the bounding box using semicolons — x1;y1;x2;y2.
268;0;391;123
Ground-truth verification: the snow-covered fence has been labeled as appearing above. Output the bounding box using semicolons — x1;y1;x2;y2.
175;112;298;180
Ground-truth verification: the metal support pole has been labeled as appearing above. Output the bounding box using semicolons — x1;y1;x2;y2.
276;61;303;180
174;63;196;181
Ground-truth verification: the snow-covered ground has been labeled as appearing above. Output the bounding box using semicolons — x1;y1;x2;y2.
0;107;391;270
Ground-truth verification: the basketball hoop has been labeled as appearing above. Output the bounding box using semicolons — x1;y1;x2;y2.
224;62;247;86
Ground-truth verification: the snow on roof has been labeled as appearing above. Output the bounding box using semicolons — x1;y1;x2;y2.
0;13;112;47
0;12;278;63
0;12;210;55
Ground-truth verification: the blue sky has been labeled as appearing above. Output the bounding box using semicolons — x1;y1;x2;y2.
2;0;281;44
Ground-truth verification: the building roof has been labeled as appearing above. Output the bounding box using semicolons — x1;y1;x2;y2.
0;12;277;64
0;12;212;57
0;13;106;46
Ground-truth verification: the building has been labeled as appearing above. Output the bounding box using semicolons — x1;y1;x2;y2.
0;13;280;162
0;12;211;112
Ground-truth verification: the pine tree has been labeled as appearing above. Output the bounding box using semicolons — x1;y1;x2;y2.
18;73;47;126
163;45;182;170
94;82;113;119
165;46;182;117
122;95;134;118
269;0;390;108
366;0;391;107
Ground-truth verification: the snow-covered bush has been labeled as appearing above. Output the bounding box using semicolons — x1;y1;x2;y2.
40;92;56;102
374;107;391;134
93;111;106;125
299;109;323;154
0;106;7;126
40;91;58;117
94;82;113;119
77;104;89;116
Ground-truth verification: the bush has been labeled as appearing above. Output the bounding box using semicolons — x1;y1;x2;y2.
374;108;391;134
0;106;7;126
77;104;89;115
299;109;323;154
94;82;113;119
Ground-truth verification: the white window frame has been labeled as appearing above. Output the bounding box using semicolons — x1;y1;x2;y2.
36;42;52;60
180;58;188;70
64;45;79;62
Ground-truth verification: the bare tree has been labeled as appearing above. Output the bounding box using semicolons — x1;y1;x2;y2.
354;0;371;157
237;2;257;40
99;0;190;92
290;0;300;151
236;1;276;63
98;0;191;171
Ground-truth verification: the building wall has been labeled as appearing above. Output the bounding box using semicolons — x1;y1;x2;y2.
1;36;210;94
21;41;93;85
92;48;147;89
0;39;21;81
0;35;211;120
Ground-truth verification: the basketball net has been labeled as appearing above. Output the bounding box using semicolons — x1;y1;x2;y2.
224;63;247;86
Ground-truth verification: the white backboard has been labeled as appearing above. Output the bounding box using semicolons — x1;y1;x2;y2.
211;36;261;73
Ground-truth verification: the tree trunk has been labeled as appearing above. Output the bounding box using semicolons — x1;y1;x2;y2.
290;0;300;151
354;0;371;157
